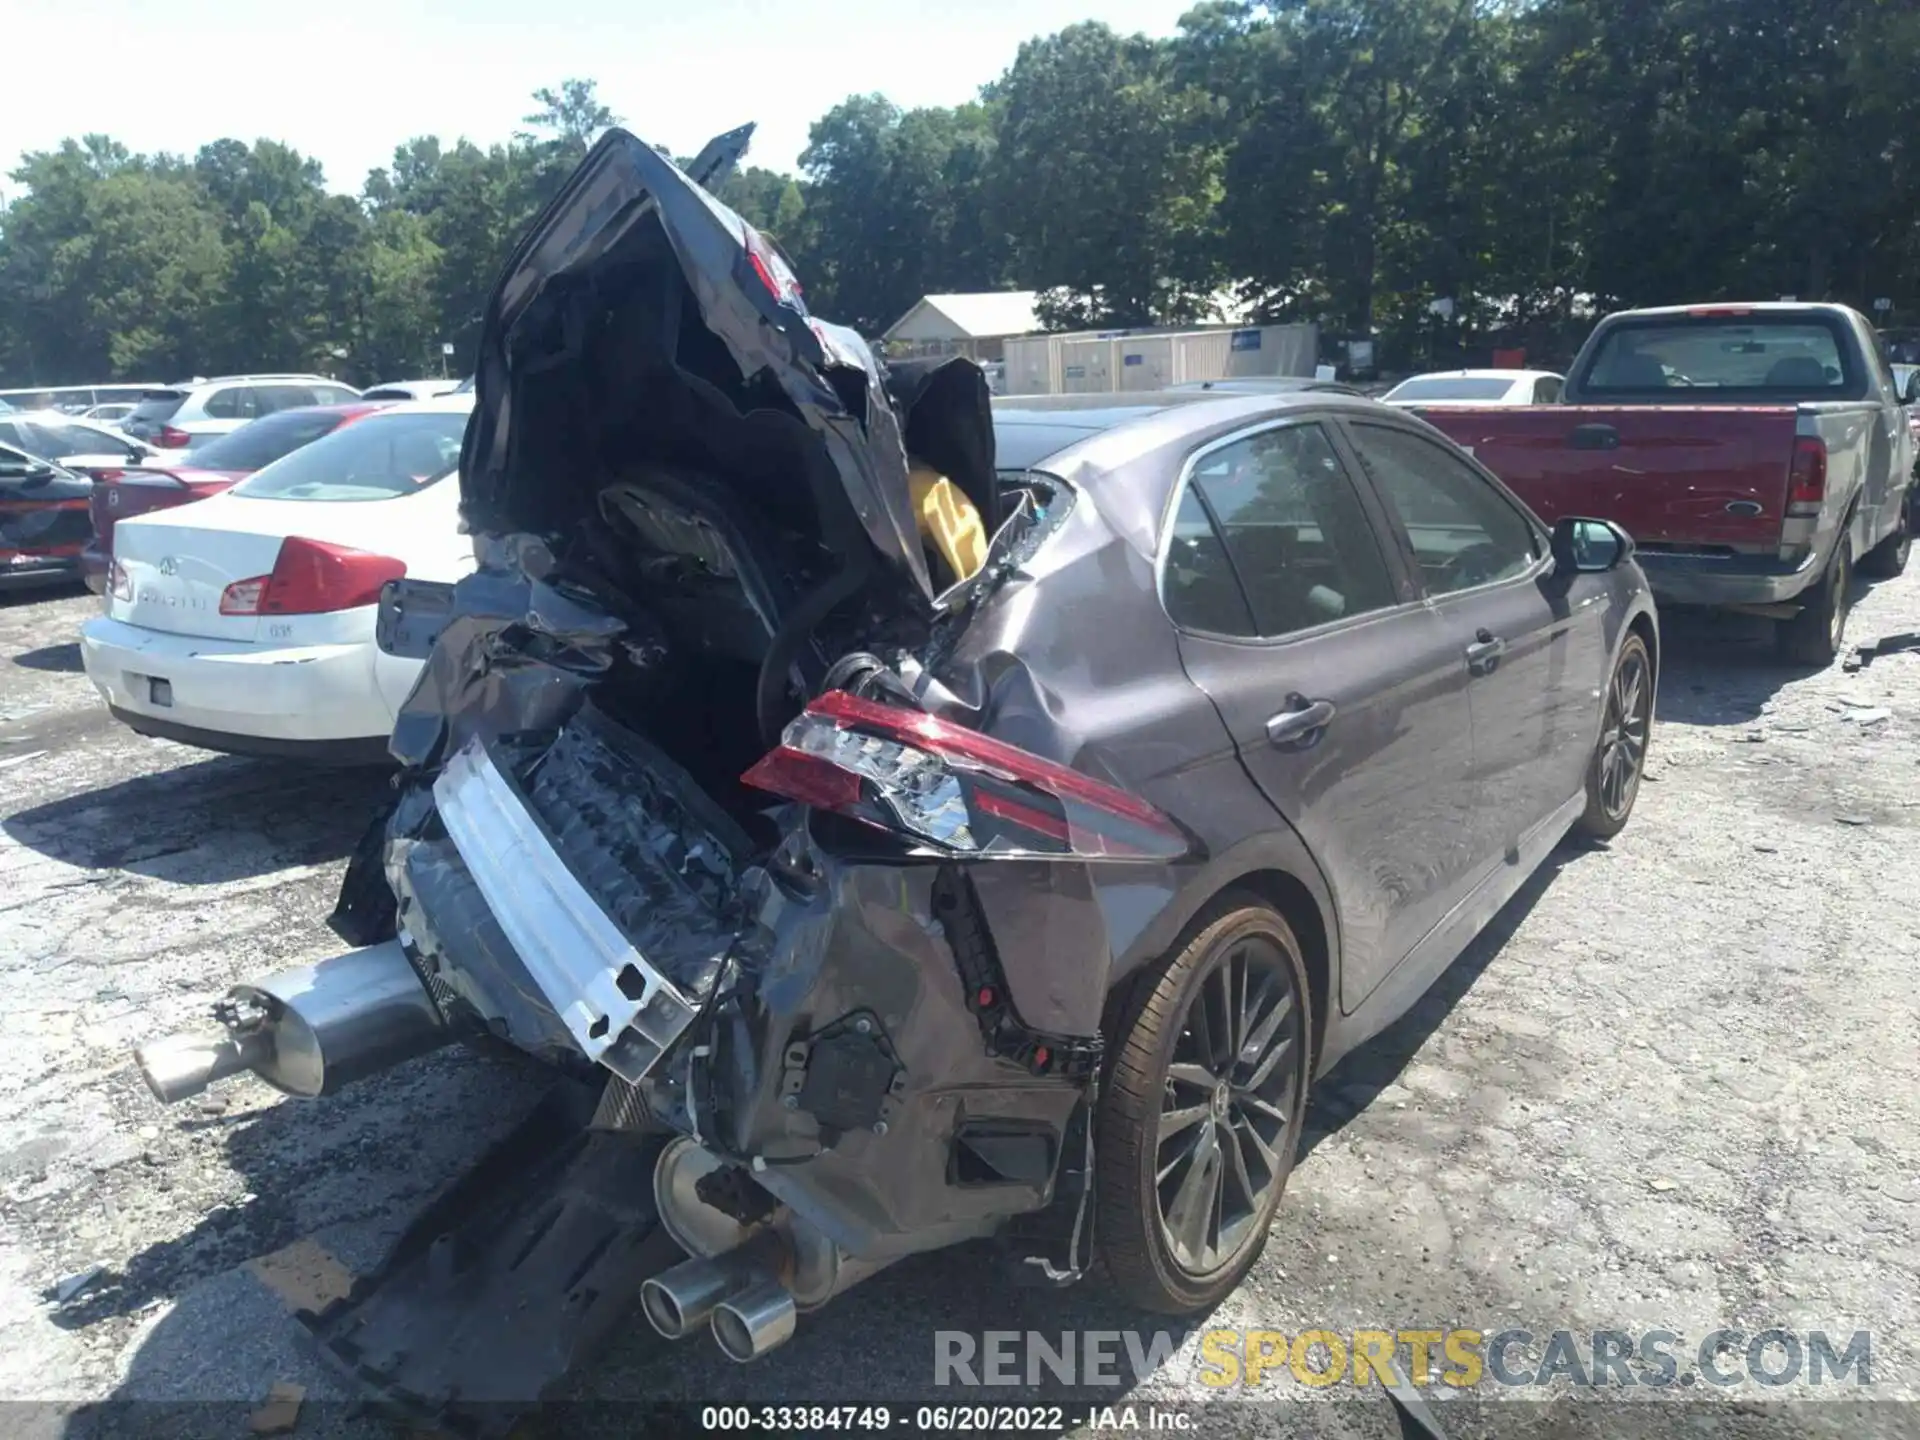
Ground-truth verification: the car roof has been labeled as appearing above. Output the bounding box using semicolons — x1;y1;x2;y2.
3;408;115;424
1391;369;1551;383
992;388;1388;472
355;392;477;416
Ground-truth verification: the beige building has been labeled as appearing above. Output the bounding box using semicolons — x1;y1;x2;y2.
881;292;1042;363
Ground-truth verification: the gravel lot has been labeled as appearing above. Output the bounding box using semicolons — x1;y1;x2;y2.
2;573;1917;1440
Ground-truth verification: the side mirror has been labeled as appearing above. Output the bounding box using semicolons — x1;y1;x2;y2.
1904;372;1920;405
1551;516;1633;575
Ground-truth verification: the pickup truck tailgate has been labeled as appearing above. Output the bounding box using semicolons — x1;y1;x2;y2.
1420;406;1799;551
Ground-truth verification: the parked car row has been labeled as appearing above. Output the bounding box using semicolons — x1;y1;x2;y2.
82;392;477;761
124;127;1668;1433
120;373;365;450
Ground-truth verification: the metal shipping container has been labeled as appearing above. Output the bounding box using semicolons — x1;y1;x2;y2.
998;323;1318;396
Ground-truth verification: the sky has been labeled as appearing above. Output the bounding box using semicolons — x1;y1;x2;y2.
4;0;1197;197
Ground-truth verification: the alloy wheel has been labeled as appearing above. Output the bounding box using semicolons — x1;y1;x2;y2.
1598;647;1651;821
1154;937;1303;1277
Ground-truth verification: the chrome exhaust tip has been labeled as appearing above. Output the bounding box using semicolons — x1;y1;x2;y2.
712;1277;798;1363
641;1246;768;1341
133;939;449;1105
136;1029;267;1104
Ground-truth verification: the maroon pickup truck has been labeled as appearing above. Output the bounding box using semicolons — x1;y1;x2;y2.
1417;303;1919;664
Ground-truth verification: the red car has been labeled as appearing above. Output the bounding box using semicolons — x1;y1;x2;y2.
82;402;391;592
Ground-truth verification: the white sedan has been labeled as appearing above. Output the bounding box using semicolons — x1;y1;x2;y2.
0;409;157;474
80;394;476;764
1380;369;1565;408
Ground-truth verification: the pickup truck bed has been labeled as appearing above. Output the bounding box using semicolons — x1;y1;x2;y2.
1413;303;1916;664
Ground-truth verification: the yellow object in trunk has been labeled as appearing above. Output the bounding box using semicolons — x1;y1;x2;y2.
908;464;989;585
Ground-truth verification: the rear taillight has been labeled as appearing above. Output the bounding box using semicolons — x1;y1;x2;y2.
108;559;132;602
1787;437;1827;517
742;690;1193;861
157;426;192;448
219;537;406;617
744;227;803;306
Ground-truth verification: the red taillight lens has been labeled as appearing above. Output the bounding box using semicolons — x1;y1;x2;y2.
741;690;1193;862
744;227;803;305
218;537;406;617
108;559;132;602
1787;437;1827;516
219;577;268;615
157;426;192;448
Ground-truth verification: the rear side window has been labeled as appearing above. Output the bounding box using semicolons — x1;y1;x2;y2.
233;410;469;501
203;387;257;420
254;385;318;414
1163;422;1399;639
186;410;347;471
1584;316;1858;394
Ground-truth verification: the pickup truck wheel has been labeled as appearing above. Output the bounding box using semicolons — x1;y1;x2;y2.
1574;632;1652;841
1858;503;1911;580
1096;899;1311;1314
1775;538;1852;667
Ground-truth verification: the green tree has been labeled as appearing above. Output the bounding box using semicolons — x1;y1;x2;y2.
796;95;1006;332
990;22;1223;327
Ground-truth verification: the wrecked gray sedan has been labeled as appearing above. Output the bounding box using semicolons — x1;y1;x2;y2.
133;126;1657;1427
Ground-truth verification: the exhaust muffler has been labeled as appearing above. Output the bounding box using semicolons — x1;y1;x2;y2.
135;939;451;1104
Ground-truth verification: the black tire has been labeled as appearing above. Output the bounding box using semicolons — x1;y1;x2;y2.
1573;632;1653;841
1858;501;1912;580
1096;899;1312;1314
1775;536;1852;666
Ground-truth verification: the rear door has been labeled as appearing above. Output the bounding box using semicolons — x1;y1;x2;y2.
1340;418;1603;852
1164;415;1479;1012
1419;406;1799;552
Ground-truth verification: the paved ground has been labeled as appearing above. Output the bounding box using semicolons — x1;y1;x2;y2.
2;573;1918;1440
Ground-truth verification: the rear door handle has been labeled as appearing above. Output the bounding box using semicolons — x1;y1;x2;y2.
1465;628;1506;675
1266;694;1337;748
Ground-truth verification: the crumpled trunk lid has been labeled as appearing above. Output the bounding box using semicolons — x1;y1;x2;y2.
460;125;982;608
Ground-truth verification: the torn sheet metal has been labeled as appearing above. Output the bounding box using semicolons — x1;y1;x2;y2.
461;127;944;608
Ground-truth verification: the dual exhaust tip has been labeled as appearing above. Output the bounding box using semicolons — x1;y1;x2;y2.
641;1238;797;1363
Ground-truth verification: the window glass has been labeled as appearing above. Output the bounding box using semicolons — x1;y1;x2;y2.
187;410;347;472
233;410;468;502
251;385;312;414
1347;422;1540;596
31;421;128;456
0;421;22;449
1533;377;1563;403
1584;318;1853;392
1867;330;1898;394
1385;376;1516;402
1168;422;1398;638
126;392;185;428
311;384;362;405
1162;485;1258;635
204;388;254;419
